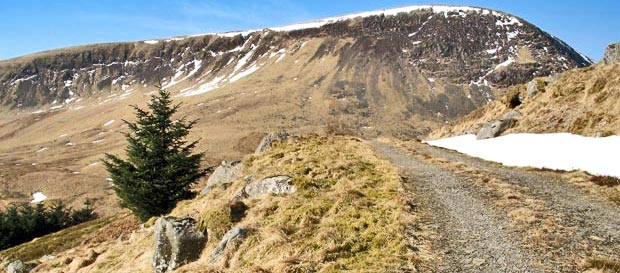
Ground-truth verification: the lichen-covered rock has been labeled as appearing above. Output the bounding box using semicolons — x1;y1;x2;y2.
6;260;33;273
476;119;514;140
200;160;243;195
254;132;289;153
152;217;206;273
209;226;248;263
244;176;296;198
526;80;539;97
603;43;620;64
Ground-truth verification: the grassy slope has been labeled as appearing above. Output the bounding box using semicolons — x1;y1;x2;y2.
0;136;424;273
430;63;620;139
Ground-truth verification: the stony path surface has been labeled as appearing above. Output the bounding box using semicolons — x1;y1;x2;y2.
371;140;620;273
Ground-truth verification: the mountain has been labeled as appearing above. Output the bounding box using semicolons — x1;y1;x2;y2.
0;5;592;213
1;6;590;120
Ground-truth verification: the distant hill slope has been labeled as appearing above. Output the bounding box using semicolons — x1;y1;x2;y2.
1;6;590;133
430;63;620;139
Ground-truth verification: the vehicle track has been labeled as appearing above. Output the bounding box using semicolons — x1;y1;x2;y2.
372;140;620;272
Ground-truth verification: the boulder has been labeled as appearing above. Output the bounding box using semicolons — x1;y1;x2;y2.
209;226;248;263
6;260;33;273
244;176;296;198
152;217;206;273
254;132;289;153
502;110;521;120
526;80;539;97
476;119;514;140
603;43;620;64
200;160;243;195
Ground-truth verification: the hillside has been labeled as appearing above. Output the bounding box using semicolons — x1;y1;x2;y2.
0;136;427;273
429;62;620;139
2;135;619;273
0;5;594;215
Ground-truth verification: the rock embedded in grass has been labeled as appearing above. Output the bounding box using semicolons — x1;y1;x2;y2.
244;176;296;198
152;217;206;273
254;131;289;154
200;160;243;195
209;226;248;263
6;260;33;273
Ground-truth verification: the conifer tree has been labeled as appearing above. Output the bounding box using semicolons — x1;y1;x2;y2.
104;89;206;221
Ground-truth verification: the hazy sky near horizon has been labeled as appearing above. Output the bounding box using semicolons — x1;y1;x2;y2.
1;0;618;61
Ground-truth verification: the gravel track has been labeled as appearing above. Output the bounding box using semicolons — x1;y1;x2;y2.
372;140;620;272
372;141;543;272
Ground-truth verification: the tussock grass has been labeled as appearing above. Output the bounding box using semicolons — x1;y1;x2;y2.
197;201;234;241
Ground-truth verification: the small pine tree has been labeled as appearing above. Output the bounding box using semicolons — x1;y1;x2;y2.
104;89;206;221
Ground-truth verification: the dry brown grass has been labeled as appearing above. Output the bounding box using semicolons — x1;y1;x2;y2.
584;258;620;273
177;135;418;272
430;63;620;139
1;135;421;273
590;175;620;187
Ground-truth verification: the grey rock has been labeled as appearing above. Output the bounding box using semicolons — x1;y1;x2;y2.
502;110;521;120
6;260;32;273
210;226;248;263
200;160;242;195
603;43;620;64
526;80;539;97
152;217;206;273
231;188;247;202
254;132;289;154
244;176;296;198
476;119;514;140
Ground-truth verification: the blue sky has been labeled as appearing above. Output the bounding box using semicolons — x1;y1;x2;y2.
1;0;617;61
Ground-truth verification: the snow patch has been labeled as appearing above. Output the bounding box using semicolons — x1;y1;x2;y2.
426;133;620;178
30;192;47;203
485;48;498;54
229;63;261;83
183;75;226;97
144;40;159;44
163;59;203;89
495;16;522;27
103;120;115;127
495;56;515;69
